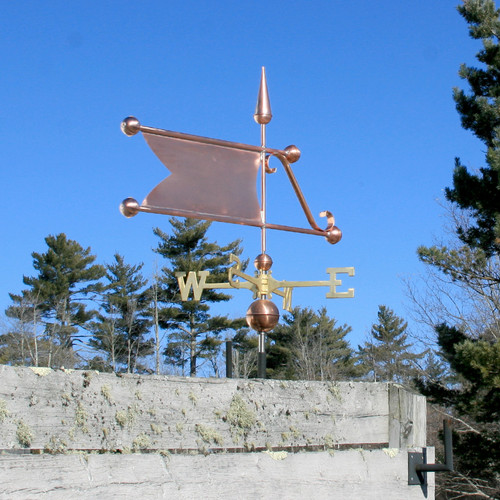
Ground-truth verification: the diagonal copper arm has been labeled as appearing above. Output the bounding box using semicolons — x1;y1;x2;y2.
266;151;341;244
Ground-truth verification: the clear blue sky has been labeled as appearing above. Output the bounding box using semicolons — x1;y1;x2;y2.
1;1;485;350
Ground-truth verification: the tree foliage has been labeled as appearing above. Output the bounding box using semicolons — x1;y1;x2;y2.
5;234;104;368
416;324;500;497
359;305;425;384
267;307;359;381
89;254;153;373
153;218;246;376
414;238;500;340
413;2;500;497
447;0;500;255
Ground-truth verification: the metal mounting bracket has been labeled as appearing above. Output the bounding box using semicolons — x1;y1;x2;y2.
408;420;453;488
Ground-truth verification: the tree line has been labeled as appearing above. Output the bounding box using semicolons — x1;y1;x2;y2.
0;221;426;384
0;219;241;376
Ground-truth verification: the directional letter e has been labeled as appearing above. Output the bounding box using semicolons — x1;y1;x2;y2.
325;267;355;298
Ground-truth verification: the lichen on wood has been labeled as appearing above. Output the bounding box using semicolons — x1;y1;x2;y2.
226;394;256;443
195;424;223;446
132;433;151;451
115;404;138;429
101;385;113;404
0;399;8;423
150;423;162;435
75;402;89;433
16;420;33;447
44;435;67;453
30;367;52;377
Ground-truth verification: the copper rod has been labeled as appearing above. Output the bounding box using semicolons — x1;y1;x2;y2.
260;123;267;256
138;124;286;157
137;205;327;237
277;155;322;232
265;222;326;237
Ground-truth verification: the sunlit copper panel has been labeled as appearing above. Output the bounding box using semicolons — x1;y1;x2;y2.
141;132;262;226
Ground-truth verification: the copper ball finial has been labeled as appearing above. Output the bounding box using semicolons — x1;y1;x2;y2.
283;145;301;164
120;198;140;218
254;253;273;271
121;116;141;136
325;226;342;245
246;299;279;333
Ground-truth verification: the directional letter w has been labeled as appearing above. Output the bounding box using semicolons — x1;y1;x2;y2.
176;271;210;301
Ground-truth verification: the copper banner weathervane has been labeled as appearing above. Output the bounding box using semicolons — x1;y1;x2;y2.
120;68;354;377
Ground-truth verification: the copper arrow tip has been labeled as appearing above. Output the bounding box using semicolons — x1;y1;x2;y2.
254;67;272;125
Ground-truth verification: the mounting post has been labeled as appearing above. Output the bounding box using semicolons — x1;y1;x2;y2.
257;332;266;378
225;340;233;378
408;420;453;488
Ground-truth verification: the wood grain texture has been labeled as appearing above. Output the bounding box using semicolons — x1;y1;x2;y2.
0;366;425;452
0;366;431;499
0;449;434;500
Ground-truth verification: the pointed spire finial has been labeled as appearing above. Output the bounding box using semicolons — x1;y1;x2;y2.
254;67;272;124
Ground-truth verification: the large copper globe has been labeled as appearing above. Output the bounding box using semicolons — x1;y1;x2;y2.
246;299;279;333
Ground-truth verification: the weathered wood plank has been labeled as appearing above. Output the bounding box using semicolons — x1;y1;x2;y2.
0;449;434;500
0;366;418;452
389;384;427;448
0;366;431;498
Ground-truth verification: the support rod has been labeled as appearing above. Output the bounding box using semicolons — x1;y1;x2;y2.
260;123;267;256
258;332;266;379
225;340;233;379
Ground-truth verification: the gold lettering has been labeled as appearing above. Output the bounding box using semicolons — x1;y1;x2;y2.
176;271;210;301
282;287;293;311
325;267;355;298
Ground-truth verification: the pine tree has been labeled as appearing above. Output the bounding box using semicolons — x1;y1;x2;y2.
446;0;500;255
413;3;500;496
5;234;104;368
359;305;425;384
89;254;153;373
267;307;358;381
153;218;245;376
416;325;500;497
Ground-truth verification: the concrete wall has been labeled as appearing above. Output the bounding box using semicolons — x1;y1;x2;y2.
0;365;433;499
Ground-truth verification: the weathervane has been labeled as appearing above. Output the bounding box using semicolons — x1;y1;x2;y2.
120;67;354;377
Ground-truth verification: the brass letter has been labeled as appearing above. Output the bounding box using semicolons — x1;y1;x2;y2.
176;271;210;301
325;267;355;298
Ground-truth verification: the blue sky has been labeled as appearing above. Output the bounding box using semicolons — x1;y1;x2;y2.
1;1;486;351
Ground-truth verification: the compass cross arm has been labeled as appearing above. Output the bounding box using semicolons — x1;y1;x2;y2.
175;271;235;301
271;286;294;312
268;266;355;307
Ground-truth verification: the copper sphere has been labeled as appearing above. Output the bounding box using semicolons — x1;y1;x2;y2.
325;226;342;245
246;299;279;333
120;198;140;218
283;145;301;164
254;253;273;271
121;116;141;136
